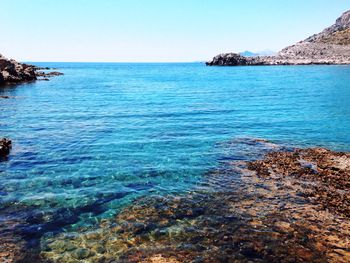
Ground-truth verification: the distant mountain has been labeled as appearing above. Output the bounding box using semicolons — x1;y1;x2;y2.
257;50;277;56
239;51;259;57
207;10;350;66
239;50;276;57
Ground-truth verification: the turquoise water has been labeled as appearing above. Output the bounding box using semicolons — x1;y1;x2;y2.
1;63;350;236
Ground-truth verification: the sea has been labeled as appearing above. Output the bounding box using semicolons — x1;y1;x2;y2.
1;63;350;252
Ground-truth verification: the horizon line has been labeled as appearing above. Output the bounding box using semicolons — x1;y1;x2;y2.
25;61;208;64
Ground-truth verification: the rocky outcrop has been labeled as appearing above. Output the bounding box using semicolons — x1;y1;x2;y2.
0;54;63;85
207;10;350;66
305;10;350;44
35;71;64;78
0;138;12;158
0;54;37;84
248;147;350;217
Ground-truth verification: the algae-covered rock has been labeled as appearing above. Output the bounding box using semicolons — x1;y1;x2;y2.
72;248;93;259
41;140;350;262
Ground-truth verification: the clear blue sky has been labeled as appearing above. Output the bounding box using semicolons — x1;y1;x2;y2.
1;0;349;62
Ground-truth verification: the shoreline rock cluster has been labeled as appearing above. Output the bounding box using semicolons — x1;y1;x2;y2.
0;55;36;84
0;54;63;86
39;140;350;263
248;147;350;217
207;10;350;66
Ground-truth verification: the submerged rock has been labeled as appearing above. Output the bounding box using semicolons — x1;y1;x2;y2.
247;147;350;217
41;140;350;263
207;10;350;66
0;138;11;158
72;248;92;259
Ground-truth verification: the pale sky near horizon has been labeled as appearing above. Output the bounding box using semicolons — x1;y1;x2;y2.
1;0;349;62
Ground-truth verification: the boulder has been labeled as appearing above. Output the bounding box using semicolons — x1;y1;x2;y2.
0;138;12;158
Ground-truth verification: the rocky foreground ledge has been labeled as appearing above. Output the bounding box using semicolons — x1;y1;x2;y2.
0;54;63;86
207;10;350;66
39;141;350;263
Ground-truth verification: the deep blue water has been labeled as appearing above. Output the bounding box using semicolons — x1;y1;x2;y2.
1;63;350;232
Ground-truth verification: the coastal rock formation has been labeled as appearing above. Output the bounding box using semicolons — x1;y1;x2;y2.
207;10;350;66
248;147;350;217
35;71;64;78
305;9;350;44
0;54;36;84
0;138;11;158
0;54;63;85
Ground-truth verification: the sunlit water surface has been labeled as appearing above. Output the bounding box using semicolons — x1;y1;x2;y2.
0;63;349;235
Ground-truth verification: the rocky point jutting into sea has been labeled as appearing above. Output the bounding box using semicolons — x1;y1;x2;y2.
207;10;350;66
0;54;63;86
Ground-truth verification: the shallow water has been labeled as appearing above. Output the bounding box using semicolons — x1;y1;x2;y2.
0;63;350;240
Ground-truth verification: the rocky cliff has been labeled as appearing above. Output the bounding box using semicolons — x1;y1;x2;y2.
0;54;63;85
207;10;350;66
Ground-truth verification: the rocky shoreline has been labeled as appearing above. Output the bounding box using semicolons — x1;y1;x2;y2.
0;54;63;86
248;147;350;217
0;55;63;164
207;10;350;66
36;140;349;263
